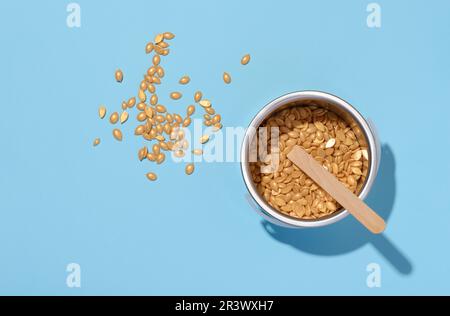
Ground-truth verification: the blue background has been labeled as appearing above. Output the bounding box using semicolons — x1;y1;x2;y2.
1;0;449;295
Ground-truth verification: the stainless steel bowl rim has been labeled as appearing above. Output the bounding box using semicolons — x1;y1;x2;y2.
240;90;379;228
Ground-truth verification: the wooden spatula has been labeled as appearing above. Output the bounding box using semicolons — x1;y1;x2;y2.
287;145;385;234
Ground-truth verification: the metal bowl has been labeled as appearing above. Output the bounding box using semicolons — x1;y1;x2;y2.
240;91;381;228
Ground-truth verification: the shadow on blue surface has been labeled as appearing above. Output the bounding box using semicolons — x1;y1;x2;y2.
261;144;413;275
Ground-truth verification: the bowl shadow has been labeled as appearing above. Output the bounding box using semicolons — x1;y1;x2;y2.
260;144;413;275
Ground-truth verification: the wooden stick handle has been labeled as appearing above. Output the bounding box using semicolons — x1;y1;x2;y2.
287;146;385;234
